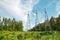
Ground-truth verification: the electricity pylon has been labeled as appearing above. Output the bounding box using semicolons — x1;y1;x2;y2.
27;12;31;31
44;8;51;31
35;10;39;31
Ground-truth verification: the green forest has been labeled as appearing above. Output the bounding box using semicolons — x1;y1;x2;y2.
0;17;23;31
1;15;60;31
0;15;60;40
30;15;60;31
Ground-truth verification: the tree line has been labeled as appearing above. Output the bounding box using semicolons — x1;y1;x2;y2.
29;15;60;31
0;17;23;31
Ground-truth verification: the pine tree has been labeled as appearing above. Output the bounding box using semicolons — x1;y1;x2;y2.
50;16;56;30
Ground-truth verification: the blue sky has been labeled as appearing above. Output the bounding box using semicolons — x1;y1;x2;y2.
0;0;60;31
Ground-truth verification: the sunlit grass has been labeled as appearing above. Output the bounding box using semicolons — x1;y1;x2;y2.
0;31;60;40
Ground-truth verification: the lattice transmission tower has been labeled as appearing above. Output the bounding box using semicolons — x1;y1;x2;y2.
44;8;51;31
35;10;40;31
26;12;31;31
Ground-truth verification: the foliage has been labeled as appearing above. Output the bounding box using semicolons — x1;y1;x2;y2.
30;15;60;31
0;17;23;31
0;31;60;40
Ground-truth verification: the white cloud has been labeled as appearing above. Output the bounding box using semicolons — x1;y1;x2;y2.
56;0;60;16
46;0;56;8
0;0;39;31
